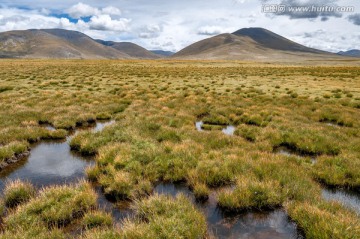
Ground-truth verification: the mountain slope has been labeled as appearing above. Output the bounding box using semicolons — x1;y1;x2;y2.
96;40;160;59
151;50;175;57
173;28;338;61
0;29;130;59
232;27;324;53
338;49;360;57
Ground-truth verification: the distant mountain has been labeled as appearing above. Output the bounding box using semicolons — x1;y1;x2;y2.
150;50;175;57
173;27;339;61
232;28;324;53
0;29;130;59
0;27;351;61
96;40;160;59
337;49;360;57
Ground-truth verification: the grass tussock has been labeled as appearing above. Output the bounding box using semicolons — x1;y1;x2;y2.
0;141;29;163
120;194;207;239
218;176;283;211
1;181;97;238
3;180;35;208
82;211;113;230
286;200;360;239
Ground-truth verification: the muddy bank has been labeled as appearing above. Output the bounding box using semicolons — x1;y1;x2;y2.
0;150;30;171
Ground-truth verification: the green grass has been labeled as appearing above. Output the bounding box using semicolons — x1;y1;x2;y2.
82;211;113;230
1;181;97;238
234;125;259;142
286;200;360;239
0;141;29;163
218;176;283;211
121;194;207;239
0;60;359;237
3;180;35;208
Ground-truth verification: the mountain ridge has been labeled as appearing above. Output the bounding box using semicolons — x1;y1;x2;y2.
172;27;339;61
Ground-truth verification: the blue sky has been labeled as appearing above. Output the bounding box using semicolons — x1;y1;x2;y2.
0;0;359;52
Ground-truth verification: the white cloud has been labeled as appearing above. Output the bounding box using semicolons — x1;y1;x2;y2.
138;24;162;38
66;3;122;19
67;2;99;19
0;0;360;52
102;6;122;16
89;15;130;31
197;26;223;35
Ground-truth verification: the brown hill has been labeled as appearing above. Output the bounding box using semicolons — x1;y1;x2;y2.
0;29;130;59
96;40;161;59
173;28;340;61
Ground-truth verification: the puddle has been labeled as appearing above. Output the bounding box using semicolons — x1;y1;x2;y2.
43;124;56;131
326;122;339;128
322;188;360;215
0;139;93;191
196;121;204;131
154;183;303;239
0;120;123;221
94;186;133;222
274;147;317;164
92;120;115;133
196;121;236;136
222;125;235;136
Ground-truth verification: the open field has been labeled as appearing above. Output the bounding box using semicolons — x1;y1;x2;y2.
0;60;359;238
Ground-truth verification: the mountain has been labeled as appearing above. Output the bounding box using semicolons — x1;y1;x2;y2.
232;28;323;53
96;40;161;59
0;29;130;59
337;49;360;57
150;50;175;57
173;27;338;61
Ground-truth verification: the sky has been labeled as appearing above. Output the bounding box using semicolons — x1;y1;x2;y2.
0;0;359;52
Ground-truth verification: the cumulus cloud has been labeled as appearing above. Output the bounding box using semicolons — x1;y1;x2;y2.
67;2;99;18
66;2;122;19
101;6;122;16
138;24;162;38
0;0;360;52
197;26;223;35
348;14;360;25
89;15;130;31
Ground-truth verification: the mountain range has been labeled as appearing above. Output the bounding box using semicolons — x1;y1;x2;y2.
337;49;360;58
0;27;355;61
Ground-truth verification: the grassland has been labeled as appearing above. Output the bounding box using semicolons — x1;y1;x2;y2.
0;59;359;238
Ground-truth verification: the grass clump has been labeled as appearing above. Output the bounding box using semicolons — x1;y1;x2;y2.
83;211;113;230
218;176;283;211
189;160;234;187
121;194;207;239
234;125;259;142
319;110;354;127
0;141;29;163
313;156;360;190
201;124;224;131
156;129;181;143
272;129;340;156
1;181;97;238
80;229;121;239
41;129;68;140
286;201;360;239
203;115;229;126
3;180;35;208
239;112;272;127
193;183;210;201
